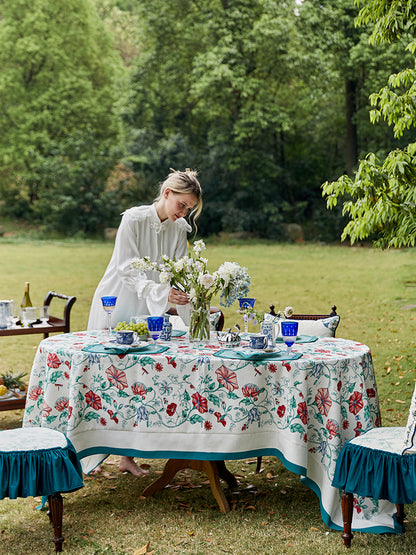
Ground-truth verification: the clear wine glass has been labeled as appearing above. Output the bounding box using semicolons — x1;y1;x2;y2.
281;320;298;353
101;296;117;334
39;305;49;325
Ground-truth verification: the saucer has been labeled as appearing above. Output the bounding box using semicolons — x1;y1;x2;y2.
103;339;148;349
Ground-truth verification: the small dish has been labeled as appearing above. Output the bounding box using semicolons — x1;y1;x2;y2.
102;340;148;350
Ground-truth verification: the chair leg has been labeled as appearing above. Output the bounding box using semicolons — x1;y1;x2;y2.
47;493;64;552
341;491;354;547
256;456;262;473
396;503;405;530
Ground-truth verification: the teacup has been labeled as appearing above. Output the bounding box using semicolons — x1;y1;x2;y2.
115;329;137;345
249;333;268;350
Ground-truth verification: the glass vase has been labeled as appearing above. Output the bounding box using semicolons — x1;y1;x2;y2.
189;301;210;342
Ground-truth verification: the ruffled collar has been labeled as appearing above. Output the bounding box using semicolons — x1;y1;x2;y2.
150;204;168;234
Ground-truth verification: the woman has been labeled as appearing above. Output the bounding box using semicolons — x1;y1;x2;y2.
88;168;202;476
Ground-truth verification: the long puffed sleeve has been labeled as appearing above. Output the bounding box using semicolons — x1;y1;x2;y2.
88;205;191;329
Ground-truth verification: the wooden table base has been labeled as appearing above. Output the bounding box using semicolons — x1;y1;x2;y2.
141;459;238;513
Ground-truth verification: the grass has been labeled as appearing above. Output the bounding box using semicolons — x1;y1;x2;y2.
1;236;416;554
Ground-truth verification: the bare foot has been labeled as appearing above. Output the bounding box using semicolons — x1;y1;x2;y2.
90;464;102;475
119;456;150;477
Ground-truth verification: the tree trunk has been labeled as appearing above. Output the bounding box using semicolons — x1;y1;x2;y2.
345;78;358;175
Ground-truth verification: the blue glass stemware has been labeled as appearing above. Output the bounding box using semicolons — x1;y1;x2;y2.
238;298;256;335
147;316;164;341
281;320;298;352
101;296;117;334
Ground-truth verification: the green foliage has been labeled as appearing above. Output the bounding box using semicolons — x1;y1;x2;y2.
322;0;416;248
323;144;416;248
0;0;125;234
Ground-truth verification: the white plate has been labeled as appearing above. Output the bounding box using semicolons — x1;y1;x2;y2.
102;340;149;349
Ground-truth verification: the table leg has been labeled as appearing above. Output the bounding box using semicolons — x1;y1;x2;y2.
141;459;233;513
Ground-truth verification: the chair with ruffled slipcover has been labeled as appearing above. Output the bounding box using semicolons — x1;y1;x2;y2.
0;427;84;552
332;380;416;547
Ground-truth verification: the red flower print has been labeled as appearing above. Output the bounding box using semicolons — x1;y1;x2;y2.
100;417;107;426
166;356;177;368
85;390;102;410
326;419;339;439
105;365;128;390
55;397;69;412
42;404;52;417
155;362;163;372
192;392;208;413
342;420;349;430
214;411;227;426
354;421;363;437
215;365;238;391
303;433;308;443
297;401;307;424
107;409;119;424
204;421;212;430
242;384;260;400
166;403;177;416
353;497;362;514
131;382;147;397
28;385;42;401
268;363;277;373
366;388;376;398
283;363;291;372
68;406;73;419
47;353;61;369
349;391;364;415
315;388;332;416
337;380;342;392
277;405;286;418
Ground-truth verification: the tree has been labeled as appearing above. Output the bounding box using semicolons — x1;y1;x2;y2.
0;0;125;233
322;0;416;248
126;0;323;237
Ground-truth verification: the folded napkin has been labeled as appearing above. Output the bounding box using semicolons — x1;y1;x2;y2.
172;330;186;337
82;344;169;355
213;349;302;361
275;335;318;344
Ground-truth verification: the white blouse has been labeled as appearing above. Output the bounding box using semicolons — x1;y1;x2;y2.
87;204;191;330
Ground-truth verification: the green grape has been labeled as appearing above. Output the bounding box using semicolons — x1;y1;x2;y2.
114;320;148;335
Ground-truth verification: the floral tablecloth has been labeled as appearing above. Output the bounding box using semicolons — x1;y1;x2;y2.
23;331;398;534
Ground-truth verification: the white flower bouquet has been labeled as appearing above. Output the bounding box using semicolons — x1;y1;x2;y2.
131;240;250;340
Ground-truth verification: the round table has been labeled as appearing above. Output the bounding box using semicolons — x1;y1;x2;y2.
23;330;397;533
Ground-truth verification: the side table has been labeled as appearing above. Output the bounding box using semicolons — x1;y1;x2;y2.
0;291;76;411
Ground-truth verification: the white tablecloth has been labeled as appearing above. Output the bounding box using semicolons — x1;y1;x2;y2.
23;331;398;534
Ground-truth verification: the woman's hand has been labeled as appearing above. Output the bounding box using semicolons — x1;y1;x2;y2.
168;288;189;305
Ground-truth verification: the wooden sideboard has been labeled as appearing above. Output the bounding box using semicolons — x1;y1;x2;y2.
0;291;76;411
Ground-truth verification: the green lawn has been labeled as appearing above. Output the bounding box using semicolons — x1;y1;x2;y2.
1;238;415;554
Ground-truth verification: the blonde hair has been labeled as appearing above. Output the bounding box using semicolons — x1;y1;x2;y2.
155;168;203;228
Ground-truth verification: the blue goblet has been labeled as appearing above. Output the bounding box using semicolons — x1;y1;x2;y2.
281;320;298;353
147;316;164;341
101;296;117;334
238;298;256;335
